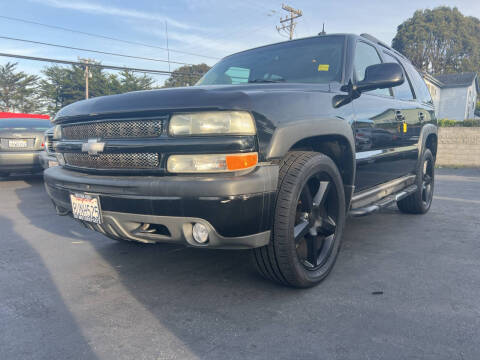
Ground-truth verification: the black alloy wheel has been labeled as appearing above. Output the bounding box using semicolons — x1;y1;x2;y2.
252;151;346;288
397;148;435;214
294;175;339;271
421;155;434;208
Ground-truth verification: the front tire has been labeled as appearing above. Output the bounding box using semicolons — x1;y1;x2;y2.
252;151;346;288
397;148;435;214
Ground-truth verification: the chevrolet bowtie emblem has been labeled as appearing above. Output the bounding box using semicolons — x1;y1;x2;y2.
82;139;105;155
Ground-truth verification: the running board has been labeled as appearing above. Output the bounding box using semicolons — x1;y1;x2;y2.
349;184;418;217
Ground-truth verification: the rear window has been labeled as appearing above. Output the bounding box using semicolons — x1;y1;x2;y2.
197;36;345;85
0;118;51;131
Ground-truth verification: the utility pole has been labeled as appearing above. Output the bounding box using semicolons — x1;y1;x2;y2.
165;21;171;72
276;4;303;40
79;57;93;99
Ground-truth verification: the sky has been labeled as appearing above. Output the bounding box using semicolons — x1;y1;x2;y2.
0;0;479;86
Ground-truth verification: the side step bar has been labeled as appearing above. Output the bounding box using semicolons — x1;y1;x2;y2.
349;184;418;217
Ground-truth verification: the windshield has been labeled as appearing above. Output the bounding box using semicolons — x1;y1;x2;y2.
197;36;345;86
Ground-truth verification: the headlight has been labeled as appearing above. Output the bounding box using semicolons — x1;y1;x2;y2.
56;153;65;166
53;125;62;140
169;111;256;136
167;152;258;173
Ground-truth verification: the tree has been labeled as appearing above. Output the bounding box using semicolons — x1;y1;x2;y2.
39;65;73;115
40;63;156;115
119;70;155;92
163;64;210;88
392;7;480;75
0;62;42;113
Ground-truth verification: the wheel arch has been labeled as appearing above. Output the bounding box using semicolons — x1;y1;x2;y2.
418;124;438;159
425;133;438;159
265;119;355;207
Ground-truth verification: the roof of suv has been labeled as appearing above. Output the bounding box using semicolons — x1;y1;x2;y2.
224;33;410;65
223;33;349;60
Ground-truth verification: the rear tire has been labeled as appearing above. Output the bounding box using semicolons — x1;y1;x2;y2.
397;149;434;214
252;151;346;288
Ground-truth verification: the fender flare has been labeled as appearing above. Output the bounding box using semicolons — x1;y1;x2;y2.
265;118;355;161
417;124;438;162
265;118;356;205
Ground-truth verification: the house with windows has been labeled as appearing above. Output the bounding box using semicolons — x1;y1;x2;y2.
423;72;478;120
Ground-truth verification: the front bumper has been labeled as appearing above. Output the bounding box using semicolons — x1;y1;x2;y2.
44;165;278;249
0;151;42;173
39;151;58;169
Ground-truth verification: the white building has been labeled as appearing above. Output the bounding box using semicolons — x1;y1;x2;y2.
423;72;478;121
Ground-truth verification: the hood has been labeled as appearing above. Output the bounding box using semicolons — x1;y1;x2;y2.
54;83;333;123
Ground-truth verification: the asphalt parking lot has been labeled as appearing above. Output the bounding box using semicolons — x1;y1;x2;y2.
1;168;479;360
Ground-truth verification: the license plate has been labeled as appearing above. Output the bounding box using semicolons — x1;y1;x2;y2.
8;139;28;148
48;160;59;167
70;193;102;224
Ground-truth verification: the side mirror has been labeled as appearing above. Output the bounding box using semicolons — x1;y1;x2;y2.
356;63;404;93
333;63;405;108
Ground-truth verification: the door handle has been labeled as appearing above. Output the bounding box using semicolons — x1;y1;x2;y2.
418;112;425;121
395;110;405;121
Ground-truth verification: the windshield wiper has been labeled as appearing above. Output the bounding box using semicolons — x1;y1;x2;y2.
248;78;285;83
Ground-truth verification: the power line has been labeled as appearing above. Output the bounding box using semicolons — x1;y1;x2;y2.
0;15;220;60
242;0;276;13
174;21;275;56
0;52;206;78
0;35;195;66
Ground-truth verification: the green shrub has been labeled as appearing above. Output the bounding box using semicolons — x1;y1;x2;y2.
437;119;457;127
462;119;480;127
437;118;480;127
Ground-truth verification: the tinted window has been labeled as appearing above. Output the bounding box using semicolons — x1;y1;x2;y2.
197;36;345;85
354;41;390;96
382;52;414;101
0;118;51;130
404;62;433;104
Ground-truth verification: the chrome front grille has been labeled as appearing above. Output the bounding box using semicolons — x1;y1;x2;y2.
63;152;159;169
62;119;163;140
45;134;55;153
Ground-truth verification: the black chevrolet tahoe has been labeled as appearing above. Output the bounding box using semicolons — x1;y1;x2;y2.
45;33;437;288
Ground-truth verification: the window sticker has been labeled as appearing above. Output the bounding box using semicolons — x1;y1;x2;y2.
317;64;330;71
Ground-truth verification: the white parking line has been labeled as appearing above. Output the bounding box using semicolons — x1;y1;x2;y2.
434;196;480;205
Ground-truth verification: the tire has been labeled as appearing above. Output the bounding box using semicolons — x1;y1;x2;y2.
397;149;434;214
252;151;346;288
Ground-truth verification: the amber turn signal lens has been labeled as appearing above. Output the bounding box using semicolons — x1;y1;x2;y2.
167;152;258;173
225;153;258;171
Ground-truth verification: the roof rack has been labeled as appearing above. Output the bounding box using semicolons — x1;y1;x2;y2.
360;34;389;48
360;33;409;61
